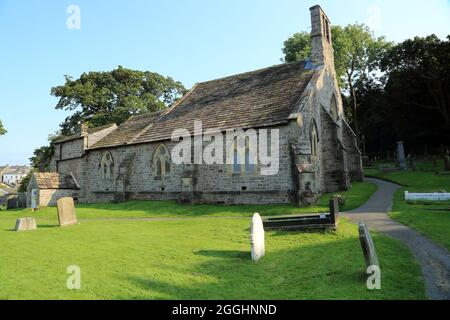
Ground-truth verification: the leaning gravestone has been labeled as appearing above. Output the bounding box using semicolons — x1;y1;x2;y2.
358;222;379;268
250;213;265;262
56;197;78;227
15;217;37;232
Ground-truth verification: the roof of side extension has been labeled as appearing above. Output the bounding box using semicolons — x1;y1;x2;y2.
89;60;314;150
33;172;80;190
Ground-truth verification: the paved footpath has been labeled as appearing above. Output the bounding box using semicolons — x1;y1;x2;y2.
344;178;450;300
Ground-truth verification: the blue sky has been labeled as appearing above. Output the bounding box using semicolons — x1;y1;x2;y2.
0;0;449;165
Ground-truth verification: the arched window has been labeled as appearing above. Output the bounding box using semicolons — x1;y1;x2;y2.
232;136;256;174
330;95;338;121
310;121;319;157
100;151;114;179
153;144;171;178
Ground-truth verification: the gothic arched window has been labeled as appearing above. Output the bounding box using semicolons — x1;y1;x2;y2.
153;144;171;178
231;136;256;174
100;151;114;179
330;95;338;121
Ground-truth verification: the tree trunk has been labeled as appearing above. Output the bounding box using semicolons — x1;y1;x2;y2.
348;80;360;148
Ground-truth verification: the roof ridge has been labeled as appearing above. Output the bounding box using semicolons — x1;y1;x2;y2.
196;59;307;85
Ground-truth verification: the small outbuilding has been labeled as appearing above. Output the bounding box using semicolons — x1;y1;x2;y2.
26;172;80;207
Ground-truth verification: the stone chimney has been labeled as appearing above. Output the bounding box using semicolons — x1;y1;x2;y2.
310;5;334;68
80;123;88;136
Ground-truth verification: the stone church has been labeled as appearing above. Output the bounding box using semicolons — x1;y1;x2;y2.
29;5;363;207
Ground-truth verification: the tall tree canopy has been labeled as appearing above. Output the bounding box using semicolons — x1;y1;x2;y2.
282;24;392;145
51;66;186;135
381;35;450;125
0;119;6;135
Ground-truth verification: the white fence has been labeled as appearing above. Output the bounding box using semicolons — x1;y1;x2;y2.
405;191;450;201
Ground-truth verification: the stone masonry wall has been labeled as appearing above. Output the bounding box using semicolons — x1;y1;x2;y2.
80;125;294;204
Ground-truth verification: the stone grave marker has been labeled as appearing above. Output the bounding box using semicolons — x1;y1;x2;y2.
6;197;18;209
358;222;379;268
397;141;407;170
31;189;38;211
250;213;265;262
15;217;37;232
56;197;78;227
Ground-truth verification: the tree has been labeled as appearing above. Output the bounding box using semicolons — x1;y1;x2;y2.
51;66;186;135
282;24;392;145
0;119;6;135
382;35;450;125
29;133;59;172
282;32;312;63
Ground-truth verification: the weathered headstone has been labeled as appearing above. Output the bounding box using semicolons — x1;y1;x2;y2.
397;141;407;170
329;197;339;227
358;222;379;268
31;189;38;211
445;149;450;171
6;197;18;209
56;197;78;227
15;217;37;231
250;213;265;262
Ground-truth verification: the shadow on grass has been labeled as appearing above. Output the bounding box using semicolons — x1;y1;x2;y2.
115;238;411;300
195;250;248;260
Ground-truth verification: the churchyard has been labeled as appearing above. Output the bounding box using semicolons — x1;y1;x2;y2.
0;181;426;300
366;159;450;250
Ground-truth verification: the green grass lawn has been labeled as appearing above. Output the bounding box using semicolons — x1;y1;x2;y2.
0;217;424;300
365;159;450;250
2;181;377;221
0;180;425;299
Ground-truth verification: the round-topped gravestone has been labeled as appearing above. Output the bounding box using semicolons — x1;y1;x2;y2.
250;213;265;262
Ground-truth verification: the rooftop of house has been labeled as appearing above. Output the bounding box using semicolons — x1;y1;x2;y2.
32;172;80;190
2;166;31;175
89;60;315;150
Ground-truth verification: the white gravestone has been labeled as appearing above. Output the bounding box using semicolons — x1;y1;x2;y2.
405;191;450;201
250;213;265;262
31;189;38;210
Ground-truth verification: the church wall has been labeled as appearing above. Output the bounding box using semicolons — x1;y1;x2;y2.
79;124;294;204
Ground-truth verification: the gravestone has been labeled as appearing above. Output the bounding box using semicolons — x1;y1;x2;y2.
445;149;450;171
31;189;38;211
6;198;18;209
397;141;407;170
15;217;37;232
250;213;265;262
56;197;78;227
358;222;379;268
329;197;339;227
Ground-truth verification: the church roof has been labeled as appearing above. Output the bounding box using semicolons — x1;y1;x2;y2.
89;60;314;150
33;172;80;190
54;124;117;144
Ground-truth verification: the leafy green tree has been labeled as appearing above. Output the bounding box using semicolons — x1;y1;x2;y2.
18;172;33;193
51;66;186;135
382;35;450;125
0;119;6;135
29;134;59;172
282;32;312;63
282;24;392;145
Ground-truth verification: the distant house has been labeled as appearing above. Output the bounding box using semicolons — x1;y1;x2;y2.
26;172;80;207
1;166;31;186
